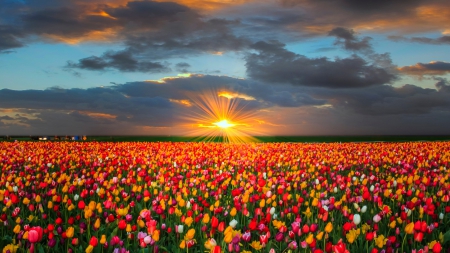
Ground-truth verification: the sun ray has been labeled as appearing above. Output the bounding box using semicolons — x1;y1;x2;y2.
178;90;267;143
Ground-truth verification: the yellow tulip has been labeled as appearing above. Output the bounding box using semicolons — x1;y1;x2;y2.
13;225;20;234
152;230;160;242
375;235;388;248
346;229;359;244
324;222;333;233
100;235;106;244
66;227;74;238
389;220;396;229
250;241;263;250
405;222;414;234
179;240;186;249
85;245;94;253
305;233;314;244
184;228;195;241
23;198;30;205
316;231;324;241
184;217;194;227
202;214;210;224
224;231;233;243
230;207;237;217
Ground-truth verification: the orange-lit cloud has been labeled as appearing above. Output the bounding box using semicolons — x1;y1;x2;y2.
154;0;254;12
398;61;450;76
218;91;255;100
169;99;193;107
78;111;117;119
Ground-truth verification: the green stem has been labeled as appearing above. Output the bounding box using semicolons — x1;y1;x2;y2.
401;234;407;253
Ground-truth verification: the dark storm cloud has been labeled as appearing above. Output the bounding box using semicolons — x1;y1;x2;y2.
280;0;424;13
398;61;450;76
66;50;170;73
105;0;191;26
245;41;397;88
117;16;249;58
309;79;450;116
22;7;118;38
328;27;372;52
0;25;23;52
389;35;450;45
61;2;250;72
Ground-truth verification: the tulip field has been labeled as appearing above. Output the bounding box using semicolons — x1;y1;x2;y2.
2;141;450;253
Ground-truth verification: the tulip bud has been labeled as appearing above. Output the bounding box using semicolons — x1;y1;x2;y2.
361;205;367;213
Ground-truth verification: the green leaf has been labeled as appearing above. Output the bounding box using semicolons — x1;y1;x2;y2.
37;244;45;253
444;230;450;244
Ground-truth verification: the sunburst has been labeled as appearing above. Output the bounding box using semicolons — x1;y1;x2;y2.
179;90;265;143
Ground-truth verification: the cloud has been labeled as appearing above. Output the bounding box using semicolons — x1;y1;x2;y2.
398;61;450;76
66;50;170;72
175;62;191;73
277;0;450;33
308;79;450;116
389;35;450;45
245;40;397;88
328;27;372;52
0;25;23;52
435;77;450;92
2;74;450;134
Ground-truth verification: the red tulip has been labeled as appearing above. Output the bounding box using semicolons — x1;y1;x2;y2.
78;200;85;210
414;231;424;242
333;239;349;253
90;236;98;247
432;242;442;253
212;245;222;253
211;216;219;228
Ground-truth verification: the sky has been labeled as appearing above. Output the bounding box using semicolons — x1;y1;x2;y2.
1;0;450;136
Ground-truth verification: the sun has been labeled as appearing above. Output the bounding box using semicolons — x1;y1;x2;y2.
178;90;267;142
213;119;235;129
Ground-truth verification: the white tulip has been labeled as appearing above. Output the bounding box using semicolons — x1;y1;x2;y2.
229;219;238;228
333;187;338;193
353;214;361;225
439;213;444;220
361;205;367;213
270;207;276;215
177;225;184;234
370;185;375;192
74;194;79;201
